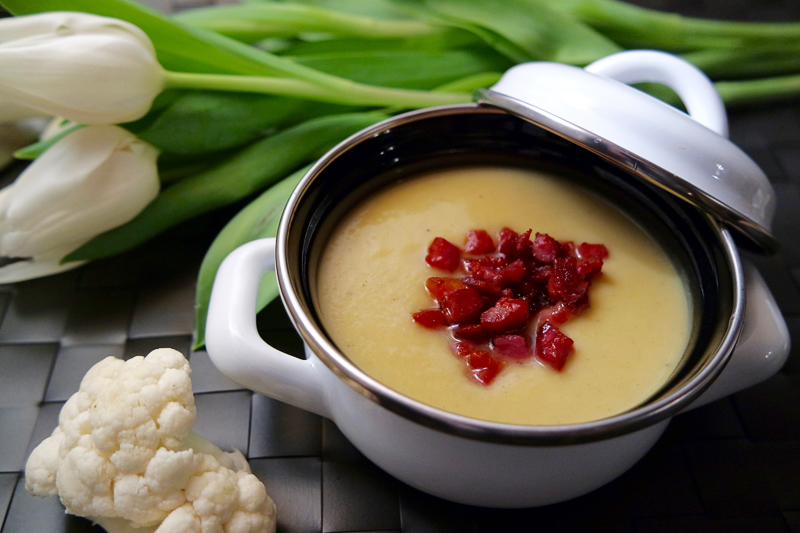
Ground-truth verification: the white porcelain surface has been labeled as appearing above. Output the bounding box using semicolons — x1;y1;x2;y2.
486;50;776;240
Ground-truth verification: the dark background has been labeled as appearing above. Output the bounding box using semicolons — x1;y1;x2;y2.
2;0;800;532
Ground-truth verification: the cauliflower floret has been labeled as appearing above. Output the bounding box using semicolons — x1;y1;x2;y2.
25;348;276;533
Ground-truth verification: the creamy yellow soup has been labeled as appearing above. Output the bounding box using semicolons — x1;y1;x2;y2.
315;166;692;425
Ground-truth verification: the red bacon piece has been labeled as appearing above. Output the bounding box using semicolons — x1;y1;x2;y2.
426;277;467;303
492;334;529;360
536;322;574;371
426;237;461;272
497;227;519;259
465;229;495;254
481;297;529;333
532;232;560;264
577;242;609;260
452;323;493;343
412;309;448;329
548;256;588;304
443;288;485;324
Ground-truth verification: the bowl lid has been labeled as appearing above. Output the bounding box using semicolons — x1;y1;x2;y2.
477;50;777;252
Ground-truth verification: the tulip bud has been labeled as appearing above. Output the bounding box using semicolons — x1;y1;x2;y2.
0;12;164;125
0;98;48;122
0;125;160;283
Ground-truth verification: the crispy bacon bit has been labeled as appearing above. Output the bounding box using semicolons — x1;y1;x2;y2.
481;297;529;333
537;301;573;325
426;277;467;303
467;350;502;385
453;324;493;343
454;342;502;384
414;228;607;383
515;229;533;259
536;322;574;371
443;288;485;324
426;237;461;272
500;259;526;283
461;275;502;297
479;256;507;268
492;334;529;360
577;242;609;260
465;229;495;254
548;256;588;304
532;232;561;264
412;309;448;329
497;227;519;258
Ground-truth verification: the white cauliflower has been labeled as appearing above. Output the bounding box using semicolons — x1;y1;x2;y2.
25;348;276;533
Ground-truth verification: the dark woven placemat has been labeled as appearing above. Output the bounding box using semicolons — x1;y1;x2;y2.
2;1;800;532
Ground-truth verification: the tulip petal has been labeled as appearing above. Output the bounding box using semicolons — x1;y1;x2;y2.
0;247;85;284
0;12;163;124
0;125;159;282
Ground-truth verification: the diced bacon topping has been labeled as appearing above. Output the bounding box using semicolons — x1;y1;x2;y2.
426;277;467;303
532;232;561;264
536;322;574;371
497;227;519;258
548;257;588;304
452;324;493;343
481;297;529;333
413;228;607;383
577;242;609;260
461;275;502;297
465;230;495;254
453;342;502;385
443;288;485;324
492;334;529;360
500;259;526;283
412;309;448;329
425;237;461;272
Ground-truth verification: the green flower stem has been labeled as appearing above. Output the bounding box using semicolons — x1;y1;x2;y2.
555;0;800;52
716;75;800;106
173;3;443;44
162;70;472;108
637;75;800;108
683;45;800;80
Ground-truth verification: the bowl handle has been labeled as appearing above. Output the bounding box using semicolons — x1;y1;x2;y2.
585;50;728;138
205;238;330;418
685;261;790;411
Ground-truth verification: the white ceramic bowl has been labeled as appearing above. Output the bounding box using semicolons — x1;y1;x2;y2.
206;52;790;507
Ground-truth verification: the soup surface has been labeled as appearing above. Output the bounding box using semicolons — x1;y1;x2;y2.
315;166;692;425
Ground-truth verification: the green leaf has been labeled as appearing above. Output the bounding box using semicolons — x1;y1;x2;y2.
412;0;622;65
173;3;442;44
552;0;800;53
683;44;800;80
193;166;308;350
65;111;390;263
276;30;480;55
132;91;355;155
292;48;511;89
13;123;84;160
265;0;425;21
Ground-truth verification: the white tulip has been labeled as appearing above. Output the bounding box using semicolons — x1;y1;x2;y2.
0;98;48;122
0;12;164;125
0;125;160;283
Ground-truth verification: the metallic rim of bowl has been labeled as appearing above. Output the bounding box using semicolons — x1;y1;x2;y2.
476;90;778;254
276;104;746;446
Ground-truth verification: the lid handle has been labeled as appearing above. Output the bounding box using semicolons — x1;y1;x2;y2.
585;50;728;138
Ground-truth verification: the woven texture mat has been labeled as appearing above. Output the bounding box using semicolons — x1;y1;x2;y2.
2;1;800;532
